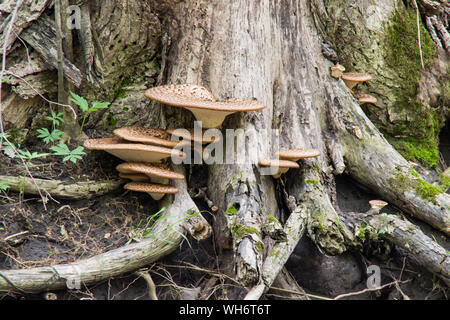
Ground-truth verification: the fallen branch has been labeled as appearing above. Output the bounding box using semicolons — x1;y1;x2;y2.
0;175;124;199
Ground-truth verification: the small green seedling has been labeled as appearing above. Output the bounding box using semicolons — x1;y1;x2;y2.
45;111;64;128
50;143;86;163
37;128;64;144
0;181;10;193
1;76;10;83
69;91;110;134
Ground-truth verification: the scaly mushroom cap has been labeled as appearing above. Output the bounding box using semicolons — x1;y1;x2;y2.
258;159;300;178
116;162;184;180
355;93;377;104
276;148;321;161
166;128;220;144
144;84;266;128
114;126;189;148
83;137;185;163
341;72;373;90
124;182;179;200
369;200;388;209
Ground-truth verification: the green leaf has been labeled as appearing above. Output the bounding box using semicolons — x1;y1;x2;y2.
50;144;86;163
0;181;10;192
90;101;110;111
45;111;64;127
69;91;89;112
1;76;10;83
50;143;70;155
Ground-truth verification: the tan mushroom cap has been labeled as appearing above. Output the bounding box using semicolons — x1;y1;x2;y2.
258;159;300;178
330;64;346;79
166;128;220;144
341;72;373;90
116;162;184;180
369;200;388;209
83;137;185;163
355;93;377;104
124;181;179;200
144;84;267;128
114;126;189;147
276;148;321;161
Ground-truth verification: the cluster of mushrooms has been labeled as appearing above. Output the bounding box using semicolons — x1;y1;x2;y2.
83;83;321;200
330;64;377;105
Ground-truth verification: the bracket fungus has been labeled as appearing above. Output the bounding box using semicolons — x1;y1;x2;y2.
341;72;373;91
167;128;220;145
83;137;185;163
258;159;299;178
114;126;189;148
119;172;150;182
116;162;184;185
368;200;388;215
276;148;321;161
144;84;266;128
355;93;377;105
330;64;346;79
124;181;179;201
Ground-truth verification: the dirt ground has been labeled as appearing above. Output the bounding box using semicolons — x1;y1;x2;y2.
0;125;449;300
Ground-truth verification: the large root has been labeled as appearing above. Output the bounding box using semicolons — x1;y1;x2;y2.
0;166;211;294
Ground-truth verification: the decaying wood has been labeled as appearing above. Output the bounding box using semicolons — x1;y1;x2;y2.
0;175;124;199
368;213;450;286
0;166;211;294
20;16;82;87
0;0;49;53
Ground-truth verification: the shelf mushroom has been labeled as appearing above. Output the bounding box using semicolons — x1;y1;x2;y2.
116;162;184;185
276;148;321;161
144;84;267;128
330;64;346;79
341;72;373;92
119;172;150;182
355;93;377;105
124;181;179;200
368;200;388;215
258;159;299;178
166;128;220;145
83;137;185;163
113;126;189;148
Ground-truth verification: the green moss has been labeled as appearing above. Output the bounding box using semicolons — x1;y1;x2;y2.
438;175;450;192
231;224;260;239
409;167;420;178
267;215;277;223
305;179;319;186
254;241;265;253
388;136;439;168
416;179;443;203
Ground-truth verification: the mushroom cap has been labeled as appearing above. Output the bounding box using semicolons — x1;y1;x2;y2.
330;64;346;78
355;93;377;104
258;159;300;169
276;148;321;160
144;84;267;128
113;126;189;147
124;181;179;195
341;72;373;82
369;200;388;208
166;128;220;144
116;162;184;180
83;137;185;162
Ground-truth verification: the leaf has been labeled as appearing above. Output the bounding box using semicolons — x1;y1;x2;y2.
1;76;10;83
90;101;110;112
69;91;89;112
51;144;86;163
50;143;71;155
0;181;10;192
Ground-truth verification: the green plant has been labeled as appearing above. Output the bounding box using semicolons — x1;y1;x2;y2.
1;75;10;83
69;91;110;134
36;128;64;144
45;111;64;128
0;181;10;193
50;143;86;163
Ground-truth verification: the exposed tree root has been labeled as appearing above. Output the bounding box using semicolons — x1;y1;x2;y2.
0;167;211;294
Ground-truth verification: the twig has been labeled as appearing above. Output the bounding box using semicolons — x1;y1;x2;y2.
136;270;158;300
333;279;412;300
413;0;425;69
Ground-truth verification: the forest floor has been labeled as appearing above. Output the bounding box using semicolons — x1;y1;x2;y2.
0;126;449;300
